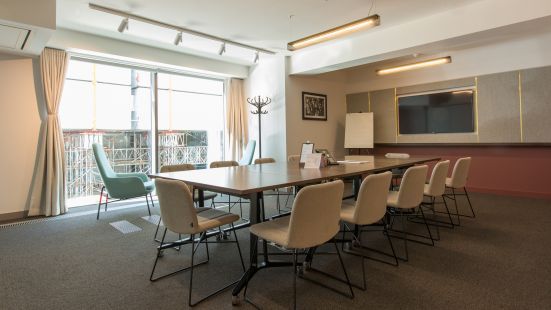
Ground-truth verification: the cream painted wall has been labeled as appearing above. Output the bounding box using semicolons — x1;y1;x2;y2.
244;55;287;162
285;66;347;159
0;57;41;215
345;31;551;93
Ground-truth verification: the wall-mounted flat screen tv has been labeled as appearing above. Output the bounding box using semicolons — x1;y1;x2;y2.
398;89;475;134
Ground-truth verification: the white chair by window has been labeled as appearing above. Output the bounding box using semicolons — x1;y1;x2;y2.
386;165;434;262
150;178;245;307
340;171;397;290
444;157;475;225
247;180;353;309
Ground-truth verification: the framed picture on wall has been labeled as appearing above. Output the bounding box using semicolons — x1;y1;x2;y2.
302;92;327;121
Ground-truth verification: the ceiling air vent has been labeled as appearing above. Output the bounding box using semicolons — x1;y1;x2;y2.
0;23;30;50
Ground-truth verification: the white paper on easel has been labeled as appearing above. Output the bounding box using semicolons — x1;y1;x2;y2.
304;153;322;169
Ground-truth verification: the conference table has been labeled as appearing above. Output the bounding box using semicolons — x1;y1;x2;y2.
149;155;439;303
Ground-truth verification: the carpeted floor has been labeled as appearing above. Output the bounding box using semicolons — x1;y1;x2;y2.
1;192;550;309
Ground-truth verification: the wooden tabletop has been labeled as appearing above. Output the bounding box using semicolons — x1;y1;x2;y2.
149;156;440;196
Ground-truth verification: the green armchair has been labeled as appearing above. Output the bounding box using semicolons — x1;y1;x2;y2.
92;143;155;220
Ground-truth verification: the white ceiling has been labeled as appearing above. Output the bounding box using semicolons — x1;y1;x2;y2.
56;0;484;64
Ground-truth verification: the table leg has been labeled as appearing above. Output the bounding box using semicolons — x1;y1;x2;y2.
232;192;260;297
198;189;204;208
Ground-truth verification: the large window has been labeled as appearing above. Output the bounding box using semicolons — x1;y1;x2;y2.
59;59;225;207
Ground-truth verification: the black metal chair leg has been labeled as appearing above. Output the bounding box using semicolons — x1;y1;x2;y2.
150;228;167;281
154;216;161;241
401;210;408;262
383;221;399;266
419;206;435;246
333;240;354;299
464;187;476;218
442;195;455;227
188;234;196;307
292;249;298;310
232;224;246;272
145;194;151;216
97;186;105;220
452;188;461;226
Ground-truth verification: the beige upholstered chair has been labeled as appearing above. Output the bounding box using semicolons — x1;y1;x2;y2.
155;164;218;241
248;180;353;309
254;157;276;164
421;160;455;230
444;157;475;223
387;165;433;262
209;160;244;218
150;178;245;307
210;160;239;168
340;171;396;290
385;153;411;188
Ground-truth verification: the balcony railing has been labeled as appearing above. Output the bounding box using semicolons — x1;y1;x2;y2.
63;129;208;203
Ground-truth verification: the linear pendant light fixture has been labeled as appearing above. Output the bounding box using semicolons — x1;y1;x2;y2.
287;14;380;51
376;56;452;75
89;3;275;60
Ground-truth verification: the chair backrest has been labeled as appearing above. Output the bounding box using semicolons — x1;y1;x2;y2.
395;165;428;209
254;158;275;164
155;178;198;235
286;180;344;249
92;143;116;179
238;140;256;165
353;171;392;225
425;160;450;197
160;164;195;173
448;157;472;188
287;155;300;164
160;164;196;193
210;160;239;168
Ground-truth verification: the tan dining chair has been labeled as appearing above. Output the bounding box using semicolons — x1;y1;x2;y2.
340;171;397;290
421;160;455;230
254;157;276;164
209;160;243;217
387;165;433;262
149;178;245;307
247;180;353;309
287;154;301;165
153;164;218;241
444;157;474;225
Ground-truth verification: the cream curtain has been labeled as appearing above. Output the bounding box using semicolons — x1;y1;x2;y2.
226;78;248;160
28;48;69;217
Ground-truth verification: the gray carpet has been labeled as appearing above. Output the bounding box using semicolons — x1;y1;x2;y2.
1;192;550;309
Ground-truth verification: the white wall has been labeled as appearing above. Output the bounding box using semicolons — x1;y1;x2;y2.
345;30;551;93
244;55;287;162
0;56;41;215
285;67;347;159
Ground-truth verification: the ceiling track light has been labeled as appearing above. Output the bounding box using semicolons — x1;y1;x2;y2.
218;42;226;55
287;14;380;51
89;3;275;57
117;17;129;33
253;51;259;63
376;56;452;75
173;32;182;45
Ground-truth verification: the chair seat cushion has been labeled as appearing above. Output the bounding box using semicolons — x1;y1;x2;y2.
250;216;291;248
144;180;155;192
445;177;454;188
196;208;239;232
340;201;356;224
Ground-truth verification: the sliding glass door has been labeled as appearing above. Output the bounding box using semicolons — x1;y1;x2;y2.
59;59;225;208
157;73;225;169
